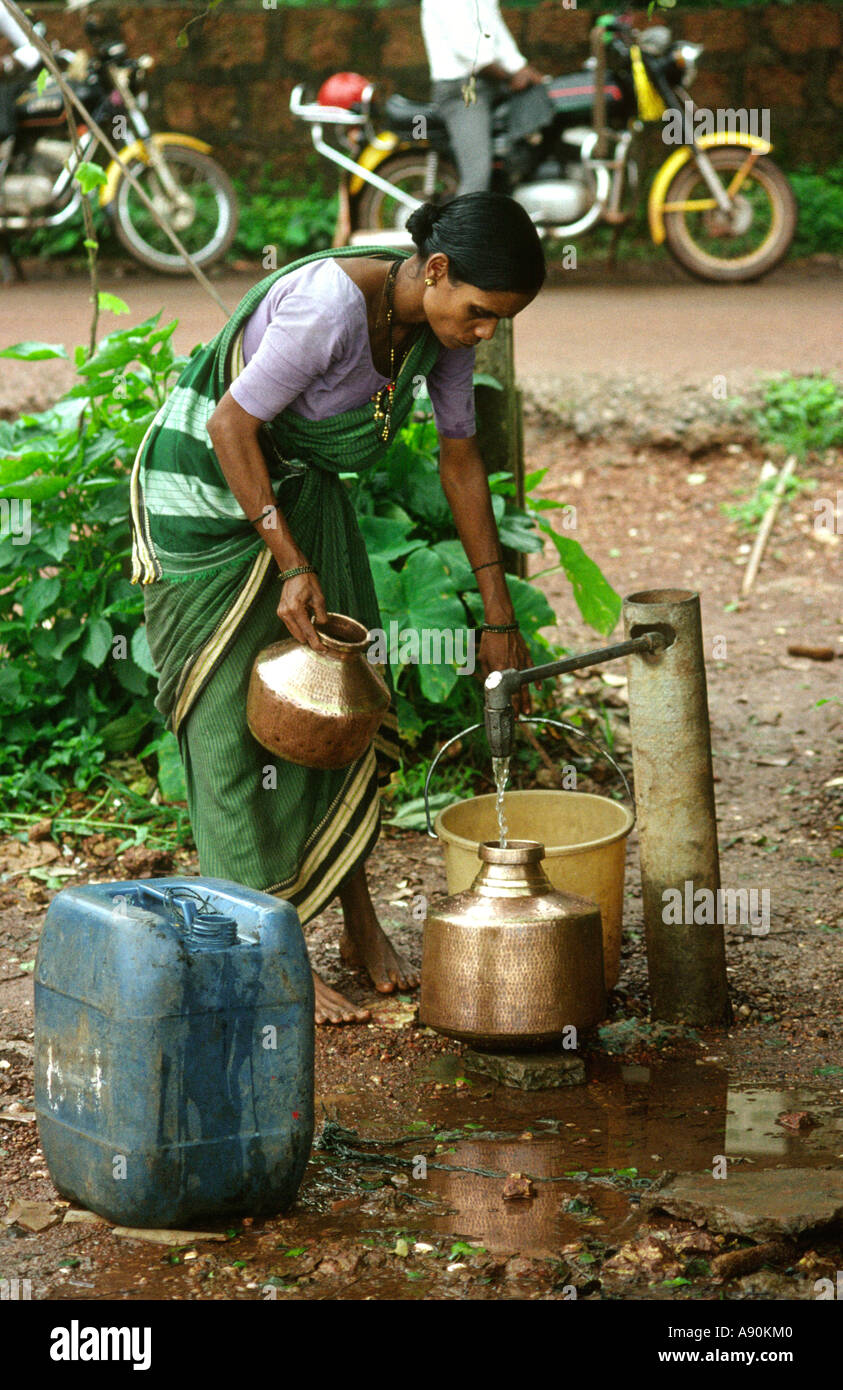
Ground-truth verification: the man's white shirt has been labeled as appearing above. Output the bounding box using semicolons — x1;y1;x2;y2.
421;0;526;82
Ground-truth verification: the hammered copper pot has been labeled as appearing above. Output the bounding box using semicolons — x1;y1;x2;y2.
246;613;389;770
420;840;606;1049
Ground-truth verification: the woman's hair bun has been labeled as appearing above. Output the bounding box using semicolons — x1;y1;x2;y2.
406;201;444;249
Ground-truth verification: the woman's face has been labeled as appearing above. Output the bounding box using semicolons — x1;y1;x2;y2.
422;254;535;351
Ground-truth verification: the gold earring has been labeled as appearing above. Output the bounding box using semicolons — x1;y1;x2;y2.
424;277;435;287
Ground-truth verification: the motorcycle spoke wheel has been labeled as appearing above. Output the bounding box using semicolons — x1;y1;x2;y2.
662;148;796;283
113;145;238;273
354;152;458;234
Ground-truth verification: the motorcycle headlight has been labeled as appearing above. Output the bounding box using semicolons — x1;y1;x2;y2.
674;42;703;87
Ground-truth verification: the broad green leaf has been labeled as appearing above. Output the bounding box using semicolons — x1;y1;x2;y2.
538;524;621;635
358;514;425;562
369;555;404;624
81;617;113;668
432;540;475;592
98;292;130;317
401;548;467;634
419;660;459;703
75;161;108;194
0;476;70;502
31;618;80;662
498;510;544;553
22;576;61;628
387;791;460;829
0;342;68;361
55;652;81;688
0;456;44;486
394;691;425;745
403;470;450;530
156;731;187;802
131;625;159;676
472;372;503;391
100;708;150;754
113;656;150;696
39;523;73;562
0;666;22;704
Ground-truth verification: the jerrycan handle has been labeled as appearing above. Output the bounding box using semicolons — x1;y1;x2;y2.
423;716;636;838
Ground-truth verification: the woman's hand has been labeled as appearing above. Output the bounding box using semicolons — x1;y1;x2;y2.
478;628;533;716
278;570;329;651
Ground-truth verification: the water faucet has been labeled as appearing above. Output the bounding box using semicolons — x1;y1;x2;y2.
483;631;670;759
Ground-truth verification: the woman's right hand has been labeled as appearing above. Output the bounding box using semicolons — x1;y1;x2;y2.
277;570;330;651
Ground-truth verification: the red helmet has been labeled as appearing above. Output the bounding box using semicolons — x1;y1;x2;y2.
317;72;373;111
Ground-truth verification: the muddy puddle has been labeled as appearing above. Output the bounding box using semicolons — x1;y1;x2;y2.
302;1057;843;1257
20;1054;843;1302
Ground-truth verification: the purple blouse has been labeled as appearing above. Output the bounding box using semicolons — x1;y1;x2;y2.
229;258;476;439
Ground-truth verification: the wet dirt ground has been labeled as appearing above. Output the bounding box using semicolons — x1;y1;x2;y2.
1;367;842;1303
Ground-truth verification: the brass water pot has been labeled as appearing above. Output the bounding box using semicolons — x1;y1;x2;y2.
246;613;389;770
420;840;606;1049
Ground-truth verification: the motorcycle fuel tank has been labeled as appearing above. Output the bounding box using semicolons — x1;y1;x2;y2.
514;178;592;225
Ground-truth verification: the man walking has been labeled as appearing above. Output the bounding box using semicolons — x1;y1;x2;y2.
421;0;544;195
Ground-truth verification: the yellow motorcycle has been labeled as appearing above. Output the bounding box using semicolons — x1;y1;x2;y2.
291;15;796;284
0;13;237;272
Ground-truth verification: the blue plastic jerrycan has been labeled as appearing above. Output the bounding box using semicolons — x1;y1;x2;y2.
34;877;314;1229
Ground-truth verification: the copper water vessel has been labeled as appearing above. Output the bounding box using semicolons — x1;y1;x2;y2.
246;613;389;770
420;840;606;1049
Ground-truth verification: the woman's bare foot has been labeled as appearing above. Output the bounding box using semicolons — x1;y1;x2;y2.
338;865;419;995
339;923;419;993
312;970;372;1025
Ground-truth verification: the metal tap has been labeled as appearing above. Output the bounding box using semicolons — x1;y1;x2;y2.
483;631;670;759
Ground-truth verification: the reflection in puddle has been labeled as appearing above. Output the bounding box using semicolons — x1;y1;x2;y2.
313;1058;843;1252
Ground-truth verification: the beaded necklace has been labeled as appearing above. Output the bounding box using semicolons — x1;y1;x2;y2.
372;259;403;442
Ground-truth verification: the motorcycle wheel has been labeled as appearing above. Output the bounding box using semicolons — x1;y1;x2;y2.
662;147;796;283
354;151;458;234
112;145;238;274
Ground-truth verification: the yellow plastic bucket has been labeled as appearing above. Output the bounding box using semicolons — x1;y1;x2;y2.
433;790;633;991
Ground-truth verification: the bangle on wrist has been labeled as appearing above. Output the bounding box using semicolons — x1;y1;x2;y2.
480;621;519;634
278;564;318;583
471;558;504;574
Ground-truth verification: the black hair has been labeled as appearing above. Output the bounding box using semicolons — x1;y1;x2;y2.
406;193;545;296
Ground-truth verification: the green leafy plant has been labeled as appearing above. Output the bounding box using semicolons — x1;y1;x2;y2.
754;373;843;459
722;470;814;532
347;398;621;799
788;163;843;258
231;168;338;261
0;320;621;828
0;315;189;818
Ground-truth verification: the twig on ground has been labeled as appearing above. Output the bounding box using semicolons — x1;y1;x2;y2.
741;455;798;596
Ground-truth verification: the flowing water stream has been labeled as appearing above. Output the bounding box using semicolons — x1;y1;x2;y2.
492;755;510;849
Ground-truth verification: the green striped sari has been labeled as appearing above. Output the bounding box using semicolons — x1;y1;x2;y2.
131;248;440;920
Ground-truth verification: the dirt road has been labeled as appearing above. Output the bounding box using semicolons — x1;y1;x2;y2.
0;262;840;416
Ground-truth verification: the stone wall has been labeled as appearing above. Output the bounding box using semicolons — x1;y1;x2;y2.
26;3;843;179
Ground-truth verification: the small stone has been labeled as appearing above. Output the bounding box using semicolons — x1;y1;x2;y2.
27;818;54;843
643;1170;843;1241
502;1173;534;1201
776;1111;819;1132
3;1200;60;1232
464;1050;586;1090
62;1209;107;1225
112;1227;228;1245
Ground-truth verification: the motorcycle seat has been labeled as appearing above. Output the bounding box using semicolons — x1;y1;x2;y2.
382;93;446;136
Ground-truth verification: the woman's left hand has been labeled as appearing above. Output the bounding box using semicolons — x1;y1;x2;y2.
477;629;533;716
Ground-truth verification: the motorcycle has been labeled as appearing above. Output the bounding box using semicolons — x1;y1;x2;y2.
0;13;238;273
290;14;796;283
